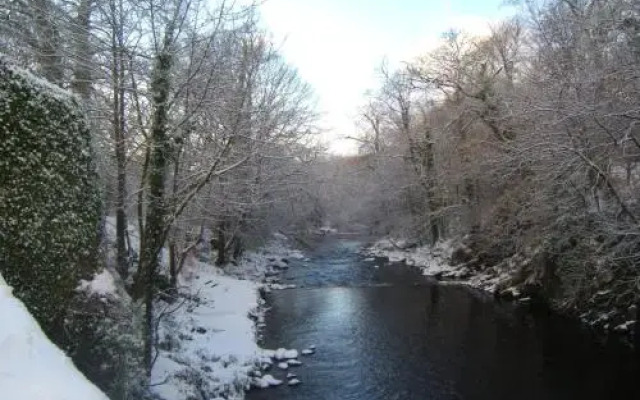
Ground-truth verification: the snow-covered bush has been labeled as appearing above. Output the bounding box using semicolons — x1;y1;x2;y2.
0;56;101;336
72;269;146;399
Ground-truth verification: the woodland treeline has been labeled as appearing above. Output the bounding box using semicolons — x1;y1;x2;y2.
341;0;640;321
1;0;321;389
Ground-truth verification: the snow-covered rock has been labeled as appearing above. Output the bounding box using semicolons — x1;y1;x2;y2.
287;359;303;366
277;362;289;370
224;234;307;283
284;349;299;359
262;349;276;358
0;273;109;400
264;374;283;386
301;348;315;355
288;378;301;386
364;238;507;292
269;283;297;290
614;320;635;333
274;347;286;360
255;374;282;388
274;347;298;360
317;226;338;235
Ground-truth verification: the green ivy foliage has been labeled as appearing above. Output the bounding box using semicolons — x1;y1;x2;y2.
0;57;102;334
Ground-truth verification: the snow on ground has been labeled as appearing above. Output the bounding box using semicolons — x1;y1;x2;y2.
225;233;305;287
151;262;262;400
0;273;109;400
316;226;338;235
365;238;457;275
98;216;307;398
363;237;511;294
150;233;307;399
78;268;119;298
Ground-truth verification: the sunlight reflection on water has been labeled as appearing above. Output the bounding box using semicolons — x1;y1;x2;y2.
248;238;639;400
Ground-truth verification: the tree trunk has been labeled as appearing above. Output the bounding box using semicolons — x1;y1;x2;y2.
169;242;177;287
71;0;93;100
423;130;441;244
232;235;243;260
135;41;174;374
216;221;226;266
111;0;129;279
34;0;64;84
635;301;640;359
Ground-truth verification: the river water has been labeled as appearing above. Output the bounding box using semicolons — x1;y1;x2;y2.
247;237;639;400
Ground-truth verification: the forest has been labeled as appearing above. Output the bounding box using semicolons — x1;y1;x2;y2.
1;0;640;399
332;0;640;332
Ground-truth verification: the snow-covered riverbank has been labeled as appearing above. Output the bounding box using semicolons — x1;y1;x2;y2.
363;238;514;296
149;235;306;400
80;218;309;399
363;237;638;341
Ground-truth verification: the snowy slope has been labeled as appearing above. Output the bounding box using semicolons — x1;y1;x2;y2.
150;234;306;399
151;262;262;400
0;273;109;400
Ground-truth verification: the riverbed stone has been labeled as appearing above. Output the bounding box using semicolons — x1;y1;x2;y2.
277;362;289;370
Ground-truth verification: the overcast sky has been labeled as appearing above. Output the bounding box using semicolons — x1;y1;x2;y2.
256;0;516;153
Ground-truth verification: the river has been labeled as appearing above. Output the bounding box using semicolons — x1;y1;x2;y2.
247;236;639;400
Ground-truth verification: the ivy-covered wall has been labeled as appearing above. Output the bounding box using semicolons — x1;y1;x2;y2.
0;57;101;335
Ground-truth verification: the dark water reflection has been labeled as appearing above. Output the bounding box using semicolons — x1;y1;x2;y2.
248;238;639;400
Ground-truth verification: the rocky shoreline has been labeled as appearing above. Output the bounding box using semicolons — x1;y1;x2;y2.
362;237;639;348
